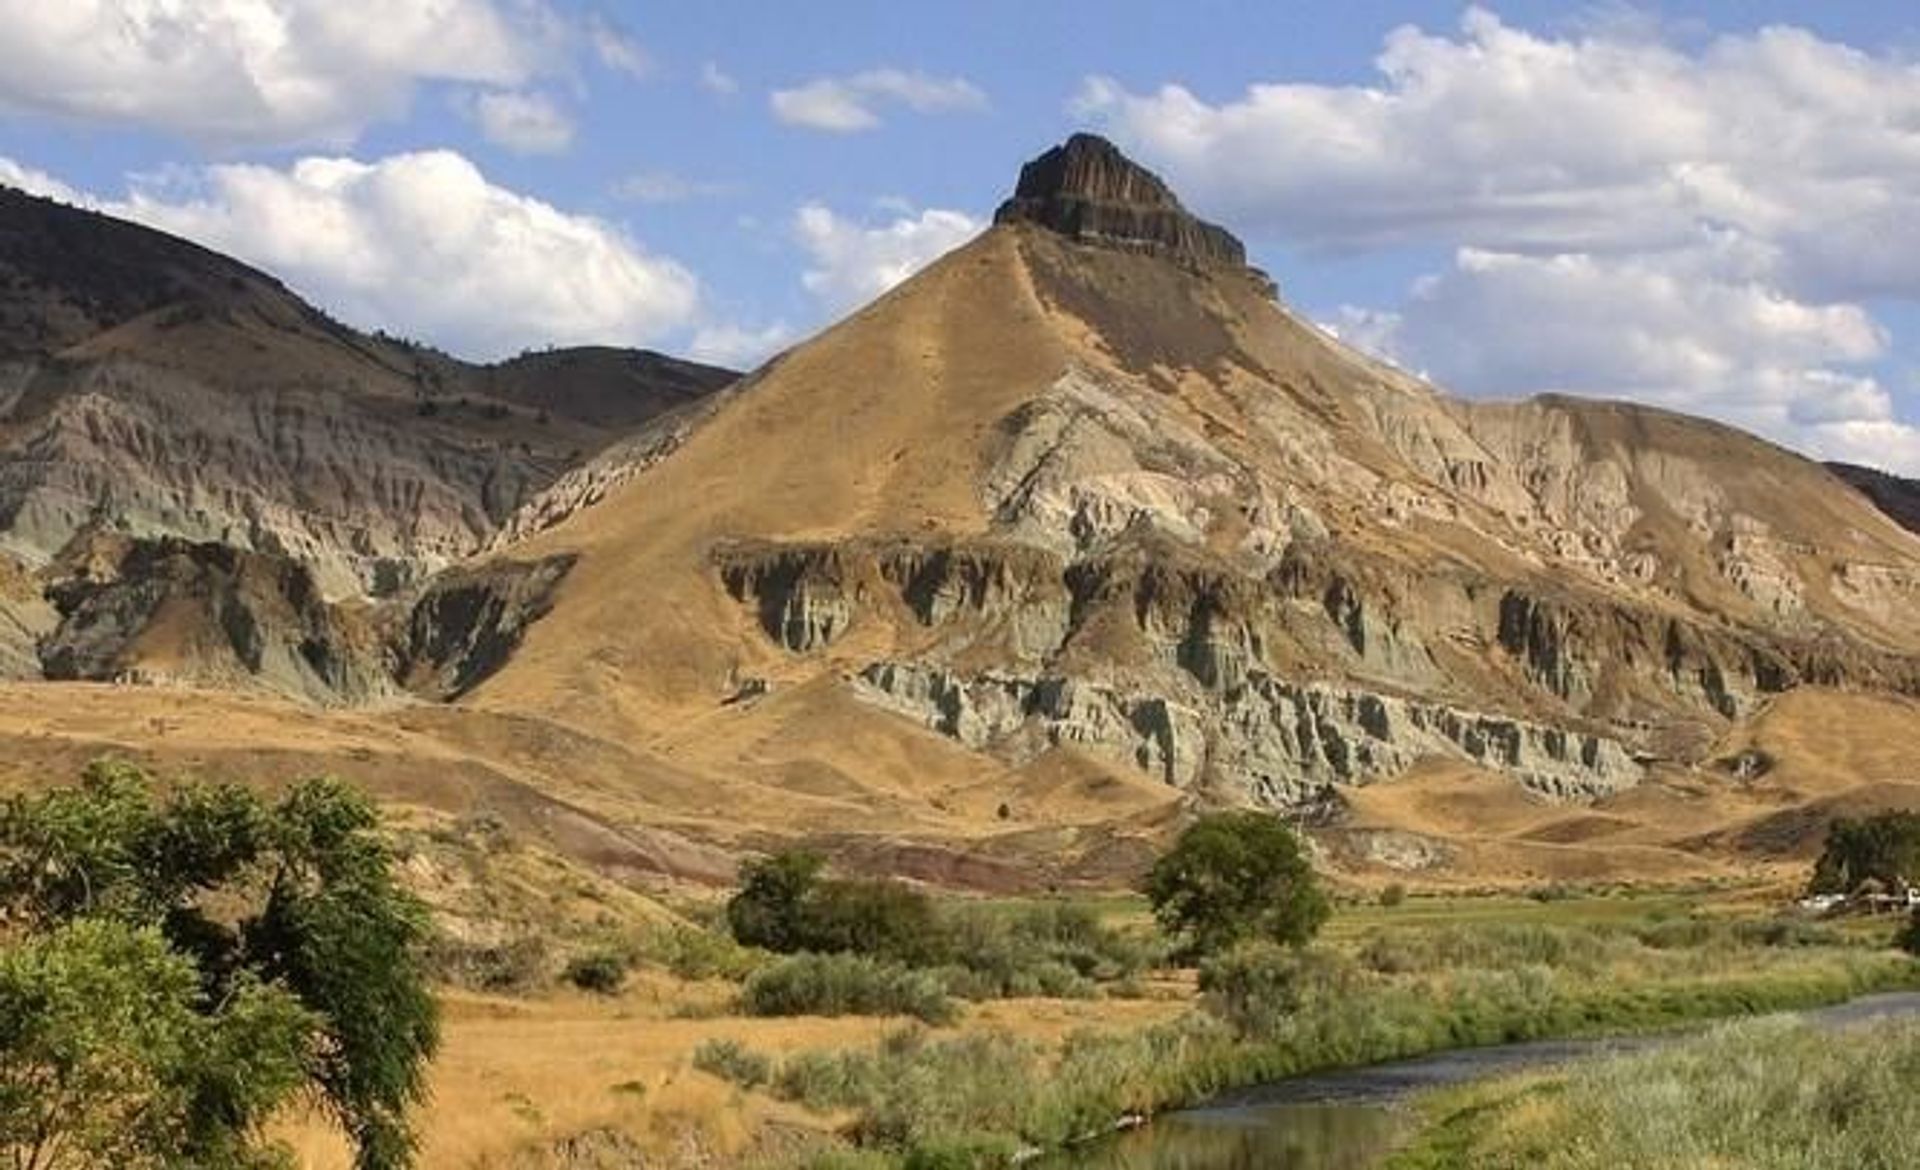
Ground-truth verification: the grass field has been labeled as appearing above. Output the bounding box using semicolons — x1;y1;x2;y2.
1390;1015;1920;1170
274;881;1917;1170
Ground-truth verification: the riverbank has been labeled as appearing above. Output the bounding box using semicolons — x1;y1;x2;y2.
746;902;1920;1169
1389;1007;1920;1169
1059;992;1920;1170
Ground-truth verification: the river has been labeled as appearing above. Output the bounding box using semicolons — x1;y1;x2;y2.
1046;992;1920;1170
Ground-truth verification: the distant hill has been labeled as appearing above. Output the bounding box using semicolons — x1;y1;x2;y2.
1828;462;1920;536
0;183;735;600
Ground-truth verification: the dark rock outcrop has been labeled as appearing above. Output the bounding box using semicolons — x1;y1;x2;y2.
40;534;390;702
393;554;576;700
994;134;1253;273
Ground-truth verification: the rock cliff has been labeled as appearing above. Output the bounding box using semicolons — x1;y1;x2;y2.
994;133;1258;279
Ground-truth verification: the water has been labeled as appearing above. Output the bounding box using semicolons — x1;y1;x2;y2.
1048;992;1920;1170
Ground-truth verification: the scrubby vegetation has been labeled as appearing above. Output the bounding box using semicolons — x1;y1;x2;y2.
723;851;1151;1011
721;908;1920;1169
1810;810;1920;893
563;948;631;994
0;761;437;1169
1393;1016;1920;1169
742;953;957;1025
692;1038;773;1089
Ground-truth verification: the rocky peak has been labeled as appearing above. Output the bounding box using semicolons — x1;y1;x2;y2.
994;133;1251;272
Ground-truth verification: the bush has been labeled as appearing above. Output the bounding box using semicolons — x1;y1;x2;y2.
1810;812;1920;894
929;901;1149;999
692;1038;773;1089
637;923;761;982
742;953;957;1025
1145;811;1329;959
1379;883;1409;908
728;851;826;953
425;933;549;993
774;1048;886;1111
563;949;630;994
726;851;941;966
1900;909;1920;957
804;879;943;966
1199;943;1368;1037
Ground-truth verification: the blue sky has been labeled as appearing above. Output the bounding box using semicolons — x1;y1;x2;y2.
3;2;1920;469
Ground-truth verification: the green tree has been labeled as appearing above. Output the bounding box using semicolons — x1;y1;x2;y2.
800;879;941;966
725;851;942;966
1809;812;1920;895
0;761;439;1170
1144;810;1329;959
726;850;825;952
1900;909;1920;958
0;918;313;1170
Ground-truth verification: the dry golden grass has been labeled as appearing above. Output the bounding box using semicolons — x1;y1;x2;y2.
0;681;1916;896
277;983;1189;1169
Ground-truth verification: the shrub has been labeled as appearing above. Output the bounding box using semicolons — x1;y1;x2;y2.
742;953;957;1025
726;851;941;966
929;901;1147;999
692;1038;773;1089
804;879;943;966
1379;882;1409;908
1900;909;1920;957
1199;943;1368;1037
425;932;549;993
563;949;630;994
1145;811;1329;959
638;923;761;982
1810;812;1920;894
727;851;826;953
774;1048;885;1111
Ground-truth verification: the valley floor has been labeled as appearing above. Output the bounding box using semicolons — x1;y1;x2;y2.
278;888;1915;1170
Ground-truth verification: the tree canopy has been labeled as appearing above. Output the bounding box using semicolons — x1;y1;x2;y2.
1144;810;1329;959
1809;812;1920;895
0;760;438;1170
725;850;942;965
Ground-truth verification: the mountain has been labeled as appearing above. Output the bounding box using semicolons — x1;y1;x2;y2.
0;139;1917;891
0;184;735;600
0;183;735;698
1828;462;1920;537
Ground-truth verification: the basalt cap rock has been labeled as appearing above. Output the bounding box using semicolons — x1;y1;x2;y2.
993;132;1253;273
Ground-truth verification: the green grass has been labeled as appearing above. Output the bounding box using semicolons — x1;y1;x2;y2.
744;899;1920;1169
1391;1016;1920;1169
741;953;957;1025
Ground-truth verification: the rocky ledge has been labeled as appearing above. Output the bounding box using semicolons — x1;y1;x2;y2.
994;133;1252;273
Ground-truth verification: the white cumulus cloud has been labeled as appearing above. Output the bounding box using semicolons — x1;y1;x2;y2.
1078;7;1920;472
793;203;982;309
466;89;574;155
0;0;560;146
10;150;700;360
771;69;986;133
